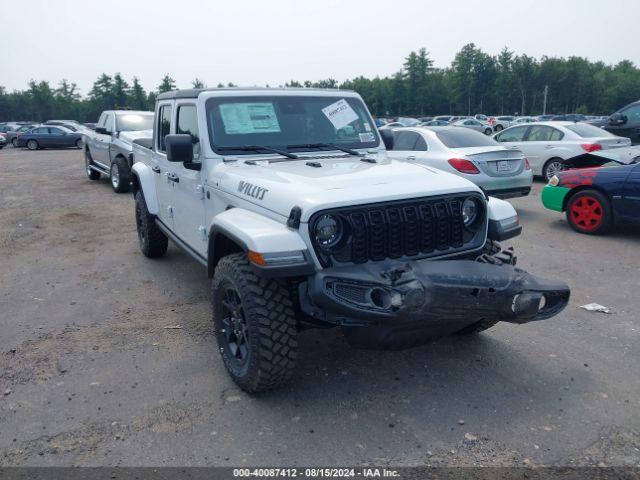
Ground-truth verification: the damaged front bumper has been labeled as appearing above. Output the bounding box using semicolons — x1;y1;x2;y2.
299;257;570;347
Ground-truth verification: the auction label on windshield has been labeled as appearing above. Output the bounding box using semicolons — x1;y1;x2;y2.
219;102;281;134
322;99;359;130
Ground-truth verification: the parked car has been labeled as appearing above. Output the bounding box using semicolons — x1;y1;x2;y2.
587;100;640;145
434;115;453;122
5;125;37;147
451;118;494;135
396;117;421;127
0;124;16;135
84;110;154;192
536;115;555;121
493;122;632;180
379;121;406;129
551;114;587;122
0;134;6;149
383;126;532;198
541;146;640;234
492;116;515;131
511;117;536;125
130;87;569;392
420;119;450;126
17;125;84;150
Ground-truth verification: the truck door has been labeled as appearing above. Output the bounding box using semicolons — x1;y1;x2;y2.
166;103;207;258
153;102;176;230
92;113;113;168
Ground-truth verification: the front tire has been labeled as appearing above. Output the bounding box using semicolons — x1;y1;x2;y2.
566;189;612;235
484;127;493;135
26;140;38;150
212;253;297;393
110;157;130;193
75;139;83;149
135;190;168;258
494;124;503;132
11;138;18;147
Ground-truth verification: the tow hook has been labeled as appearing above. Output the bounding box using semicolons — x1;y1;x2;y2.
477;246;517;266
380;264;412;284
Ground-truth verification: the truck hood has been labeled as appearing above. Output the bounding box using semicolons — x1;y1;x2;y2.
215;154;482;221
119;129;153;145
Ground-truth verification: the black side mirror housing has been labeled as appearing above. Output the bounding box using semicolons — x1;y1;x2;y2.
95;126;108;135
609;113;626;126
379;129;394;150
165;134;194;163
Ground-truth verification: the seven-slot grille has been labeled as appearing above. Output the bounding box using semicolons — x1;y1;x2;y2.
310;194;482;267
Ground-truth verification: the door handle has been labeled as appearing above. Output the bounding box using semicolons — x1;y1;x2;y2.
544;145;554;149
167;173;180;183
152;165;161;174
406;156;416;161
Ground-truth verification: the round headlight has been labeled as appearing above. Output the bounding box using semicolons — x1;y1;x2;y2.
462;198;478;226
314;214;342;248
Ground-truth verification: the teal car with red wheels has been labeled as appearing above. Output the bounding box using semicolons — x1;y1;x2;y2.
541;147;640;234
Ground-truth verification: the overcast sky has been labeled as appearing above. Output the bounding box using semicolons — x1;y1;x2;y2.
1;0;639;96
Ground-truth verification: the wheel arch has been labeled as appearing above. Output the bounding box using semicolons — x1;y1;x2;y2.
561;185;612;212
130;163;159;214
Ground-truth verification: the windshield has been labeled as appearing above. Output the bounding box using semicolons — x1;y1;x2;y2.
205;95;378;155
116;113;153;132
435;128;499;148
565;123;614;138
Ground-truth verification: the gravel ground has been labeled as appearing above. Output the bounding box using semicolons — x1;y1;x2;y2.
0;148;639;467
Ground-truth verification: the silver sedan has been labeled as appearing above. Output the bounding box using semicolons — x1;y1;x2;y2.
451;118;495;135
386;126;534;199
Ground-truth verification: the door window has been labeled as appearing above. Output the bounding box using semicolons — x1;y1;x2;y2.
414;135;428;151
103;114;114;133
393;131;419;150
34;127;49;134
176;105;200;160
157;105;173;153
621;104;640;123
496;126;528;142
526;125;554;141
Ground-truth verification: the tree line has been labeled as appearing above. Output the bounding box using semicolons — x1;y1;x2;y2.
1;43;639;123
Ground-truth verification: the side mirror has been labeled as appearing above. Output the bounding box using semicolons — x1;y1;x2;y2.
165;134;193;163
609;113;626;126
95;126;109;135
379;129;394;150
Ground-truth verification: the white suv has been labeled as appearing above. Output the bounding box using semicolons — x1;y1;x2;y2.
130;88;570;392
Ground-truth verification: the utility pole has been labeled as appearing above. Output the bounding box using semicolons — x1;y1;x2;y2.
543;85;549;115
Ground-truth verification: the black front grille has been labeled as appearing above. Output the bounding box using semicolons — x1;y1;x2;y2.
310;194;484;267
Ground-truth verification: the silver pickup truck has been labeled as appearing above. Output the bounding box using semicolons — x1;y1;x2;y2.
84;110;153;192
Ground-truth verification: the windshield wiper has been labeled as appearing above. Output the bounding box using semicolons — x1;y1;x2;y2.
287;143;362;156
216;145;298;159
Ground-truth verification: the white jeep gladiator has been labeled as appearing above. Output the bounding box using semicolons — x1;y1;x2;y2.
85;110;153;192
130;88;570;392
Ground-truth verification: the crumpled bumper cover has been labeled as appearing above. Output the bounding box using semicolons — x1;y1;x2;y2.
301;258;570;329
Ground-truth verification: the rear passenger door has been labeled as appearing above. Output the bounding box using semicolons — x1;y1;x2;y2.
387;130;421;161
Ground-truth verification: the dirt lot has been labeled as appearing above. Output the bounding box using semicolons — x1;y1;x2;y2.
0;148;639;467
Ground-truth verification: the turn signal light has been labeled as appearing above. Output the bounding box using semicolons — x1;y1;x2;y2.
448;158;480;174
580;143;602;152
248;250;266;266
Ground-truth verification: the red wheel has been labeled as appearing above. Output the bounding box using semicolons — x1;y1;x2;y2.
566;190;611;235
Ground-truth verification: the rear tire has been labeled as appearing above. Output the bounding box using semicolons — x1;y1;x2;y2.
484;127;493;135
135;190;168;258
85;149;101;180
494;124;503;132
26;139;38;150
110;157;130;193
11;138;18;147
75;139;83;149
565;189;612;235
213;253;298;393
543;158;564;180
